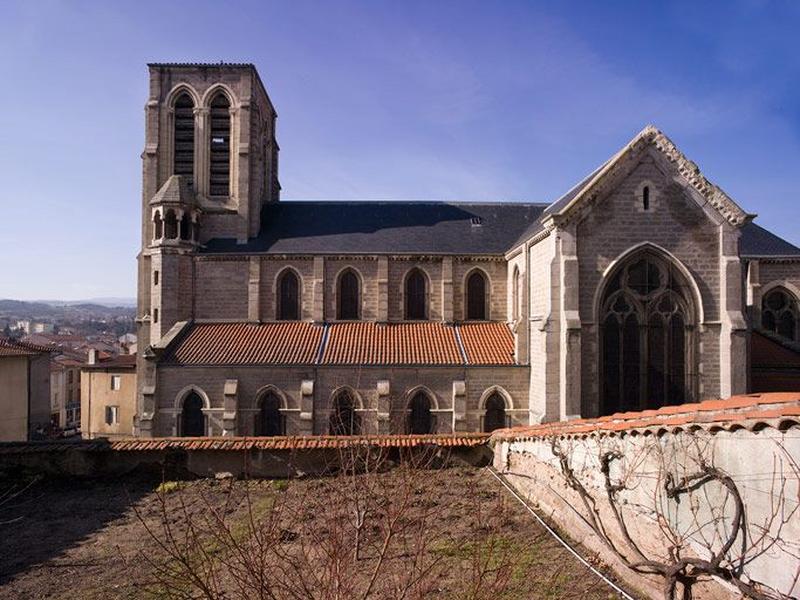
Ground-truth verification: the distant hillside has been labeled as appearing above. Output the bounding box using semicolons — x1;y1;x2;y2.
0;299;136;320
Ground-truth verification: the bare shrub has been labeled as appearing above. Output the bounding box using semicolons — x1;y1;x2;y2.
550;432;800;599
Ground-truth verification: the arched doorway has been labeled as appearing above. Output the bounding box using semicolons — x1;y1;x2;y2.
181;392;205;437
483;393;507;432
329;390;360;435
407;392;434;434
255;391;284;436
600;251;695;415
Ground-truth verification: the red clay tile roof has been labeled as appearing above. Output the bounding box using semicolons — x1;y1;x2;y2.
162;321;517;366
492;392;800;440
83;353;137;370
0;433;490;454
321;322;463;365
166;322;324;365
459;322;515;365
0;339;54;357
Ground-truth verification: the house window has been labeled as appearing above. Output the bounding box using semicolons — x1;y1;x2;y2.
329;390;359;436
277;270;300;320
209;93;231;197
600;253;693;415
173;92;195;178
105;406;119;425
405;268;427;320
762;288;798;341
407;392;434;434
466;270;488;320
110;375;121;391
337;269;360;320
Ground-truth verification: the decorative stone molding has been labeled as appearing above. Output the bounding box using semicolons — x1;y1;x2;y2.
452;380;466;425
300;380;314;421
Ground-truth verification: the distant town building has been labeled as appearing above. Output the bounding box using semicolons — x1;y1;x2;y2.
0;339;52;441
81;352;136;439
50;355;84;430
15;320;54;335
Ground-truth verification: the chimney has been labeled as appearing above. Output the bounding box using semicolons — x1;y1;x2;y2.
88;348;97;365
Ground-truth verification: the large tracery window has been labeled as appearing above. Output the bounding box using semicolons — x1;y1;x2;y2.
762;288;798;341
600;252;694;415
173;92;195;178
466;270;488;320
209;93;231;197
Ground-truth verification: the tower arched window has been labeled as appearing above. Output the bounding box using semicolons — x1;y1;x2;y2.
179;212;191;240
466;270;488;320
164;209;178;239
484;392;507;432
337;269;360;320
181;392;205;437
209;93;231;197
405;268;428;320
762;288;798;341
277;270;300;321
153;212;163;240
255;391;284;436
173;92;195;178
329;390;359;436
407;392;434;434
600;252;694;415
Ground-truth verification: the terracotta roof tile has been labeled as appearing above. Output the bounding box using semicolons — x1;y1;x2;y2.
458;322;516;365
0;433;490;455
321;322;462;365
492;393;800;440
164;322;324;365
0;339;54;357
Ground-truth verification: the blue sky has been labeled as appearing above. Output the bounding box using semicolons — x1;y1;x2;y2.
1;0;798;300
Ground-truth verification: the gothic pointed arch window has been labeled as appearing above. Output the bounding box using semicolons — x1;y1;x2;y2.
255;391;284;436
277;269;300;321
405;268;428;320
337;269;360;320
483;392;507;432
600;252;694;415
173;92;195;178
209;92;231;197
179;212;191;240
407;391;434;434
466;270;488;320
329;389;360;435
181;392;205;437
762;288;798;341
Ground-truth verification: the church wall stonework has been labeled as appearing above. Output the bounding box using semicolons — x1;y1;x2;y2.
195;258;250;320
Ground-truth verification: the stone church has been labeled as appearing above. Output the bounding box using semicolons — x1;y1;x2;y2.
135;63;800;438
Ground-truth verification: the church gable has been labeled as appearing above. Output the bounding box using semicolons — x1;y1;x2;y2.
544;126;753;229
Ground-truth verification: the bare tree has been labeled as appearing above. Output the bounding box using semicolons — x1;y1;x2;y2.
549;432;800;600
128;443;561;600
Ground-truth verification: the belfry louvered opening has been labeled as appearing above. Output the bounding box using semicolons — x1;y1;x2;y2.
209;93;231;197
173;93;195;178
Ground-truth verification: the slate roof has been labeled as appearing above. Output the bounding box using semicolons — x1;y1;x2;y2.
202;202;547;255
162;321;517;366
740;223;800;257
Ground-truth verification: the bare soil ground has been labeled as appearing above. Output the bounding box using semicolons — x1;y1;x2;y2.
0;466;624;599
